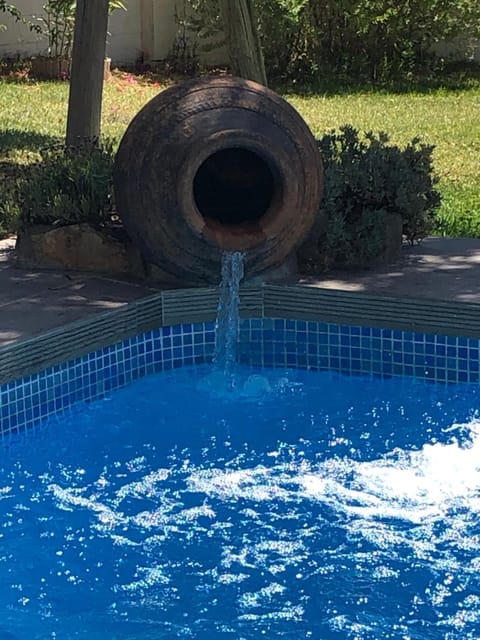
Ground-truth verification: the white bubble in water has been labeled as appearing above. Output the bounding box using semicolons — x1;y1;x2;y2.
242;375;271;397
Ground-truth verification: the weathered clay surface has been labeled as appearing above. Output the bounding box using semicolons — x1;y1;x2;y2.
114;76;324;285
15;224;145;277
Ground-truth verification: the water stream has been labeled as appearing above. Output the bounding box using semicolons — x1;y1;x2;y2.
199;251;272;398
213;251;245;381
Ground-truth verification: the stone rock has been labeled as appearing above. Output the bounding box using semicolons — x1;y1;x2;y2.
16;224;146;277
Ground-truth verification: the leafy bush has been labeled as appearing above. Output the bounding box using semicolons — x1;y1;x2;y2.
0;1;24;28
18;141;115;228
255;0;480;82
167;0;224;73
174;0;480;83
31;1;125;60
299;126;441;271
0;157;27;236
0;169;21;236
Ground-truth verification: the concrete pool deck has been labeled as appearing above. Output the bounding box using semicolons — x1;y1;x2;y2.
0;237;161;347
2;235;480;348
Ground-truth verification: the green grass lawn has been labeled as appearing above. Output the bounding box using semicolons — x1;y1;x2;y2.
288;88;480;237
1;73;479;237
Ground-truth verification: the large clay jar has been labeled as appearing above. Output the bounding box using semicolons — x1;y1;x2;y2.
114;76;323;284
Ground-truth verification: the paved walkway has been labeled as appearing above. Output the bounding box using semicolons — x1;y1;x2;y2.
0;237;160;347
2;235;480;347
301;237;480;303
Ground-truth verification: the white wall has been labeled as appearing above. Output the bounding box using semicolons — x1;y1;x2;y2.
0;0;148;62
0;0;226;65
0;0;45;58
106;1;142;64
152;0;178;60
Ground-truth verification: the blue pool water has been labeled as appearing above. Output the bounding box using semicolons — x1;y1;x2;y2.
1;364;480;639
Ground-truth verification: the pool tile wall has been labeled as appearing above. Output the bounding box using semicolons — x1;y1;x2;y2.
0;323;216;437
2;314;480;438
239;319;477;383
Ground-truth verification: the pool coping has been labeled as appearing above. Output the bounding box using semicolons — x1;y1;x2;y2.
2;284;480;386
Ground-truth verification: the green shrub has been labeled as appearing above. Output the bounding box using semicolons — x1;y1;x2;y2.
255;0;480;83
299;126;441;271
0;186;20;237
168;0;480;82
167;0;224;73
18;141;115;228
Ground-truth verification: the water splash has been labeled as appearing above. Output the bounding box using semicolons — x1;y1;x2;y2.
213;251;245;381
4;367;480;638
203;252;273;398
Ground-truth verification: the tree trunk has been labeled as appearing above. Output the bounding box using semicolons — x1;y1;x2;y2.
219;0;267;86
66;0;109;145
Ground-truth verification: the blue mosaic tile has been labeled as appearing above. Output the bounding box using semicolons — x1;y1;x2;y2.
2;318;480;438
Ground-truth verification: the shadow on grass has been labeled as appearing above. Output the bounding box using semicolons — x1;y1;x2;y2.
275;64;480;97
0;129;63;154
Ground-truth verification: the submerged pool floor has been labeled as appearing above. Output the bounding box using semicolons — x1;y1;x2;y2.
1;365;480;639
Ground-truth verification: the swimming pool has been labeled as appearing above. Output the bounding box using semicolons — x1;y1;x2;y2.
1;285;480;638
2;361;480;639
